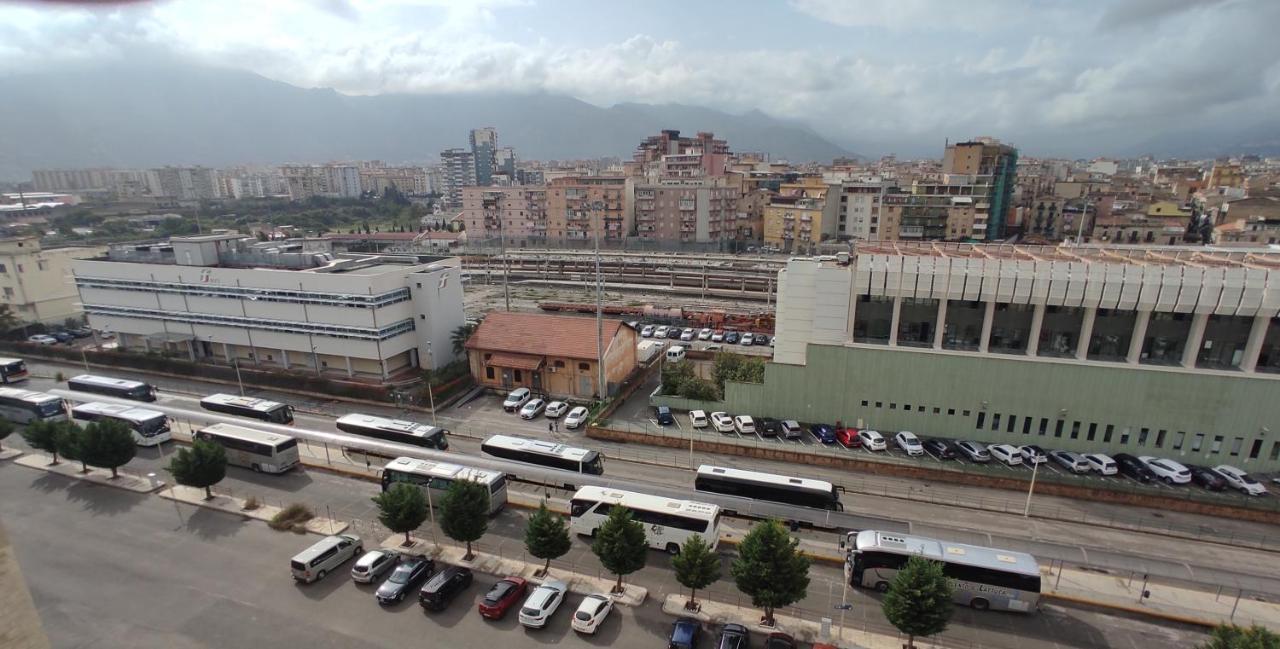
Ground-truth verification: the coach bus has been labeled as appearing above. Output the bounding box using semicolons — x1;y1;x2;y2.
380;456;508;515
0;388;65;424
195;423;300;474
335;413;448;451
480;434;604;475
0;358;29;384
200;393;295;425
71;401;171;446
569;486;720;555
694;465;843;511
67;374;157;402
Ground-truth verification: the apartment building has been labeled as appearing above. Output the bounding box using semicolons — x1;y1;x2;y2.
546;177;631;241
470;127;498;186
281;164;361;201
833;181;892;240
146;166;224;200
440;148;477;208
633;130;730;179
459;186;548;242
633;179;740;243
72;235;465;380
360;167;430;196
0;237;105;325
31;168;114;192
942;138;1018;239
762;179;838;252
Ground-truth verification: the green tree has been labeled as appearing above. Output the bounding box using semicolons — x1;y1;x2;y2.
451;322;477;356
524;502;572;576
168;439;227;500
712;352;766;391
372;482;429;545
0;419;13;451
730;520;810;627
0;304;22;333
439;479;489;559
591;506;647;594
21;420;67;464
78;419;138;478
1199;624;1280;649
882;556;954;649
57;423;88;472
672;534;721;611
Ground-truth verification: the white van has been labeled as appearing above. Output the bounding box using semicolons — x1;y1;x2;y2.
291;534;363;583
733;415;756;435
665;346;686;362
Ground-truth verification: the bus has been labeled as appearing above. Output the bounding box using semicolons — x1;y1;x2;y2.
195;423;300;474
70;401;171;447
694;465;843;511
847;530;1041;613
0;388;66;424
380;456;508;515
200;393;295;425
67;374;157;402
0;358;29;384
480;434;604;475
335;414;449;450
569;486;720;555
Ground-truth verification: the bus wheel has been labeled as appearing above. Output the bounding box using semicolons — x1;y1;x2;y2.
875;581;890;593
666;543;681;555
251;464;261;473
970;597;989;611
316;570;327;581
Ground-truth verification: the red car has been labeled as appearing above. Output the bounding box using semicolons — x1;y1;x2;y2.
477;576;527;620
835;427;862;447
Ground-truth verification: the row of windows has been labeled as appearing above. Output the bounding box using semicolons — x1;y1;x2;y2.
75;277;412;309
83;305;416;341
856;398;1279;460
571;500;710;534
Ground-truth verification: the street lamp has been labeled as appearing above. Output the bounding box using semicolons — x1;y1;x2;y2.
425;341;438;428
208;334;245;396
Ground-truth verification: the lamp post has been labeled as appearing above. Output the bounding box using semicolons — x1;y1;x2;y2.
592;200;606;401
1023;455;1040;517
425;341;438;428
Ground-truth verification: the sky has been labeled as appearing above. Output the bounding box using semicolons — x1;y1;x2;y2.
1;0;1278;157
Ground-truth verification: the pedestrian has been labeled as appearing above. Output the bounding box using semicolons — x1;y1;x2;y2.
554;420;559;432
549;421;554;434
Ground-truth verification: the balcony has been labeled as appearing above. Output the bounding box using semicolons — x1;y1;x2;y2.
678;200;696;211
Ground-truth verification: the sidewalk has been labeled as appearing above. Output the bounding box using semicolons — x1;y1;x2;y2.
13;453;166;494
157;484;348;535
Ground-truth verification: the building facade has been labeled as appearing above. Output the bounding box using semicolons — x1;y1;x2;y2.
942;139;1018;240
470;127;498;187
633;130;730;179
546;177;631;241
633;180;740;243
834;181;891;240
0;237;105;325
280;164;361;201
763;179;837;252
440;148;477;208
459;186;549;243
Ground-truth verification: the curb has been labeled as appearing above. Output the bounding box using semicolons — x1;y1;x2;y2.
1040;592;1218;628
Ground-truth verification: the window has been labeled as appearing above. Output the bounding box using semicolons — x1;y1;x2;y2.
1231;437;1243;456
877;402;884;408
1070;421;1080;439
1210;435;1224;454
902;403;911;411
1250;439;1263;460
889;403;896;410
0;263;6;272
1270;442;1280;461
2;288;11;298
554;360;566;368
1138;428;1149;446
861;400;869;407
918;405;925;412
1054;420;1064;438
1023;418;1032;435
992;413;1001;431
37;260;47;271
1038;418;1048;436
1104;424;1114;443
976;412;986;428
933;407;941;414
1087;423;1097;442
15;264;22;273
514;370;523;382
947;408;955;415
1192;433;1205;452
1155;430;1167;449
578;362;590;371
962;410;971;417
485;367;494;380
1173;431;1185;450
1120;428;1130;445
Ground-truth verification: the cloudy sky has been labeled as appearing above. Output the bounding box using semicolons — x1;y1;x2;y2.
2;0;1278;156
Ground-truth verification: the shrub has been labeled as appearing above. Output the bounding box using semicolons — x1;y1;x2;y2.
269;503;315;531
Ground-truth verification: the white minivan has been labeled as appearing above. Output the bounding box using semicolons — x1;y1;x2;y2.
291;534;363;583
665;346;686;363
733;415;756;435
1083;453;1118;475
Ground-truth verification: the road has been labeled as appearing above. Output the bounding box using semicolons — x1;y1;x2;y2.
0;464;1205;648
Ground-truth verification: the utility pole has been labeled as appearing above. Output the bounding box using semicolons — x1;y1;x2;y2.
593;201;606;401
498;200;511;311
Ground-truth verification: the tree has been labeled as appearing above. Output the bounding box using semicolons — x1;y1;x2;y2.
0;419;12;451
882;556;954;649
730;520;810;627
372;482;429;545
77;419;138;478
168;439;227;500
439;479;489;560
451;322;477;356
0;303;20;333
591;506;647;594
57;423;88;473
21;420;67;464
524;502;572;576
1199;624;1280;649
672;534;720;611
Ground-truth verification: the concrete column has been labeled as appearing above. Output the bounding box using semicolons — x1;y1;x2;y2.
1182;312;1209;368
222;343;232;363
978;300;996;353
143;337;152;354
186;340;195;362
281;349;290;369
1026;303;1046;356
1240;314;1270;373
1127;310;1151;365
933;299;948;350
1076;306;1097;360
345;356;354;378
380;360;389;380
888;296;902;346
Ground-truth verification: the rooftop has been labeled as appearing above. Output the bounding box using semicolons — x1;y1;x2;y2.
849;241;1280;270
465;311;629;360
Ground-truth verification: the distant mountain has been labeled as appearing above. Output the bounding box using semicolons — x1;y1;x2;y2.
0;62;852;181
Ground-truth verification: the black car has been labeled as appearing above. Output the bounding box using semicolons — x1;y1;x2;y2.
419;565;473;611
758;417;781;438
724;331;740;344
765;633;796;649
1187;464;1227;491
717;623;749;649
666;327;683;340
922;438;957;460
1113;453;1155;483
375;556;434;605
49;330;75;343
754;334;771;346
68;327;94;338
669;617;702;649
656;406;675;426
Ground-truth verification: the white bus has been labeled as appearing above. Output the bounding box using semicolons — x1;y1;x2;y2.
67;374;157;402
200;393;295;425
569;486;721;555
694;465;843;511
380;456;508;515
0;358;29;384
847;530;1041;613
195;423;300;474
0;388;66;424
70;401;171;447
335;414;448;451
480;434;604;475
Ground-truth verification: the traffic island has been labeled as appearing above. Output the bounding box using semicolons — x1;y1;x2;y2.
12;453;166;493
158;485;348;535
660;594;908;649
0;448;22;462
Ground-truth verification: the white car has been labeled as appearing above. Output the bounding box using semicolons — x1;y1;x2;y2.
518;579;568;628
732;415;756;435
570;593;614;634
654;326;670;338
740;333;755;346
545;401;568;418
519;398;546;419
1019;445;1048;465
27;334;57;345
563;406;590;429
1139;456;1191;484
711;331;725;342
503;387;532;412
1083;453;1117;475
689;410;708;428
988;444;1023;466
857;429;887;451
1214;465;1268;496
697;328;713;340
350;549;398;583
640;325;655;338
893;431;924;456
680;328;695;341
710;411;734;433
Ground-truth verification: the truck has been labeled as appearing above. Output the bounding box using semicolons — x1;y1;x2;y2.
636;339;666;364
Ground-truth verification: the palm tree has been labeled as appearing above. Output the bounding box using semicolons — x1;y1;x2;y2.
451;322;477;356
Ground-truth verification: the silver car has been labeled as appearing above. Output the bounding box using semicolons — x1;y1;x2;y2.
351;549;399;584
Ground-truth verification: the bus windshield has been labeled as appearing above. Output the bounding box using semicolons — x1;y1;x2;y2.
2;360;26;375
136;415;168;436
36;400;63;418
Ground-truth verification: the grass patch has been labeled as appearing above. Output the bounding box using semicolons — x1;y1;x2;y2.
242;495;261;511
268;503;314;531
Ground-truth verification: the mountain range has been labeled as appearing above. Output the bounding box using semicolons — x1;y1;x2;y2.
0;62;852;181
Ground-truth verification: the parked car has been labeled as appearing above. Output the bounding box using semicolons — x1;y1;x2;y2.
564;406;589;429
571;593;614;634
655;326;671;338
69;327;94;338
740;333;755;346
1112;453;1155;483
27;334;57;345
641;325;656;338
688;410;709;428
1186;464;1227;491
680;328;696;341
1082;452;1117;475
858;429;887;451
711;330;725;342
780;420;803;440
656;406;675;426
290;534;362;584
519;398;547;419
518;579;568;628
669;618;703;649
732;415;756;435
49;330;75;343
503;388;532;412
698;328;713;340
757;417;781;438
1139;456;1192;485
350;549;399;584
893;431;924;456
922;438;957;460
1214;465;1268;496
755;334;771;346
724;331;740;344
478;576;527;620
987;444;1023;466
1019;445;1048;465
710;412;734;433
717;623;750;649
955;440;991;463
1049;450;1091;473
765;633;796;649
835;426;860;447
376;556;434;605
545;401;568;418
667;327;683;340
809;423;837;444
419;565;473;611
